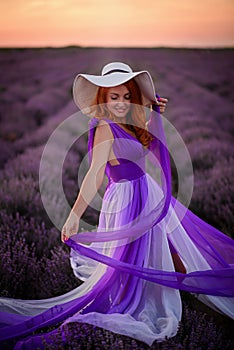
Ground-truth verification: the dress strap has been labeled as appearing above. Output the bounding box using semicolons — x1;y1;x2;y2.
87;118;117;164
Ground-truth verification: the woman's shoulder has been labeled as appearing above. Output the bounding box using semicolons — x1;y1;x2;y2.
89;116;111;127
90;117;114;141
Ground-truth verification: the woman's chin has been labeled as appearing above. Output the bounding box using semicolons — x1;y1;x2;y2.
114;113;128;119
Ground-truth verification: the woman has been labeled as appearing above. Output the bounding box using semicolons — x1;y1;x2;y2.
0;62;233;348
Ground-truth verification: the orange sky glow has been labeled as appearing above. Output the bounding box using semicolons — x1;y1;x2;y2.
0;0;233;47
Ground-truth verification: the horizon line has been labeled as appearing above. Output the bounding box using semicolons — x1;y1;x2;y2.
0;44;233;50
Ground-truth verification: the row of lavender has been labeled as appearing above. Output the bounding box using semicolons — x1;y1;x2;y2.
0;48;233;349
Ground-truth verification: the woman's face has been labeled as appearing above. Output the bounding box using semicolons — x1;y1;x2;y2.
106;84;131;119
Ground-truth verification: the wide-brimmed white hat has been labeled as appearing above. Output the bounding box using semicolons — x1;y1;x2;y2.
73;62;156;113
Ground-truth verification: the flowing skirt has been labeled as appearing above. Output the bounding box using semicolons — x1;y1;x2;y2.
0;173;233;348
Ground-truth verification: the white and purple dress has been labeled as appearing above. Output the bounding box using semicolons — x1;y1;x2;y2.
0;108;234;348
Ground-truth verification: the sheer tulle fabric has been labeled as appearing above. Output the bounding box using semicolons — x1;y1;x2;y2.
0;106;233;349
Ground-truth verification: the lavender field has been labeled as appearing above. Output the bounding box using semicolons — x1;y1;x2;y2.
0;47;233;349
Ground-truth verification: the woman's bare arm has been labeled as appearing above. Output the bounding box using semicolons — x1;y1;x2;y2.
61;120;113;241
71;120;113;218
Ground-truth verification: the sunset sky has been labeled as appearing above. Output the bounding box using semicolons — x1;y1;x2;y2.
0;0;233;48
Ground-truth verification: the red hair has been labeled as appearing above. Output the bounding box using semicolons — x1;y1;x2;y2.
92;79;153;147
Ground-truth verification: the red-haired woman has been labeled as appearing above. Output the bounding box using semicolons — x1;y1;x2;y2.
60;62;233;343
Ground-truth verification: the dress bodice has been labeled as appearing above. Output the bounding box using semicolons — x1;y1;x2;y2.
88;117;149;183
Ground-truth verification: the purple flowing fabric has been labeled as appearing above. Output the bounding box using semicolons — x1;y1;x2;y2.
0;102;233;348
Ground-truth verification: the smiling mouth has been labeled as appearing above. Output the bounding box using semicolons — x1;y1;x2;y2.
115;109;127;113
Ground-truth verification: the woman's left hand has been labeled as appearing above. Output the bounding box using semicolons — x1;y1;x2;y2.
154;97;168;114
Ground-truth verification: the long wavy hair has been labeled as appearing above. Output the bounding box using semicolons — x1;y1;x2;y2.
91;79;153;148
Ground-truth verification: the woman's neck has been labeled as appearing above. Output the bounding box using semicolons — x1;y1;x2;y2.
114;116;127;125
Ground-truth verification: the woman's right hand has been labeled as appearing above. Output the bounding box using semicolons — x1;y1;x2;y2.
61;211;80;243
